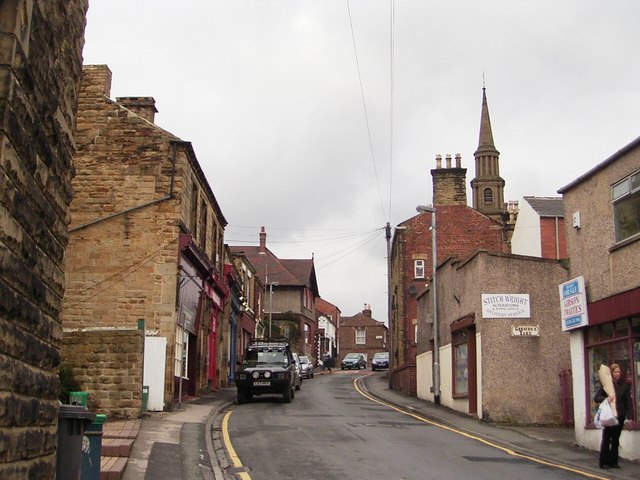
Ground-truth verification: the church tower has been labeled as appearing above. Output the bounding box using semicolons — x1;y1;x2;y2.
471;87;505;219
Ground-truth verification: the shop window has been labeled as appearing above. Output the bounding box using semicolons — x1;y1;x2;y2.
175;325;189;379
452;330;468;396
612;170;640;243
585;317;638;424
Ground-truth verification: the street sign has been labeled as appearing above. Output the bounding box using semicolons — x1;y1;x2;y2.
511;325;540;337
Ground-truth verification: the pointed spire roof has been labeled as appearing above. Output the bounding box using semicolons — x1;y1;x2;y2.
475;87;499;156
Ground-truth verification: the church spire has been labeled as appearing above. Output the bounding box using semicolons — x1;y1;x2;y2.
476;87;497;155
471;85;505;218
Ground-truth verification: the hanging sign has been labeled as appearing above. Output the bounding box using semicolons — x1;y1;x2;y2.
559;276;589;331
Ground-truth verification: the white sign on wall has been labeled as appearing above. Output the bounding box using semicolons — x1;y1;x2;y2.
482;294;531;318
559;276;589;331
511;325;540;337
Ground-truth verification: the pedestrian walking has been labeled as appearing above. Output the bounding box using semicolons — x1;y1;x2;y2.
594;363;631;469
323;353;332;373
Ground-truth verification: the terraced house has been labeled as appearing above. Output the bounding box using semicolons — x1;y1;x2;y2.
61;65;229;416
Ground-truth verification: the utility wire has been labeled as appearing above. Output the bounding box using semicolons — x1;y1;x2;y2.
346;0;388;222
389;0;395;223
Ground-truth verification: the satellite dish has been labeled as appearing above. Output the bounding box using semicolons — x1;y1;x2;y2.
408;285;418;296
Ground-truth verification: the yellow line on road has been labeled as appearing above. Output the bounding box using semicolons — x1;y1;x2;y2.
353;376;609;480
222;410;252;480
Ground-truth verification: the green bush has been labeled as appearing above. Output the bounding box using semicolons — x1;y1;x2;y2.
58;365;81;404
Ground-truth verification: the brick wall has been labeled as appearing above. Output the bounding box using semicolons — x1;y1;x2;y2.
61;329;144;419
0;2;88;478
540;217;567;259
339;310;388;365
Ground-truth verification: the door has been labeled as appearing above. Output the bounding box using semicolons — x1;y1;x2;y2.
144;336;167;411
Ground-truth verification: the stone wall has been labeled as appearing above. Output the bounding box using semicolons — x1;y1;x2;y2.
0;1;88;478
61;329;144;419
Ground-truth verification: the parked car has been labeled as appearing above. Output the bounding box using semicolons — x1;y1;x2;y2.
291;352;303;389
371;351;389;371
236;340;297;404
298;355;314;378
341;352;366;370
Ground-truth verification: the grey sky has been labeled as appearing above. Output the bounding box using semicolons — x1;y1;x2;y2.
82;1;640;322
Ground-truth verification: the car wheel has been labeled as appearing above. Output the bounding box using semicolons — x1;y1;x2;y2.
237;390;249;405
283;386;292;403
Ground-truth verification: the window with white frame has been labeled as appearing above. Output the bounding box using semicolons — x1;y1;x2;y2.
356;327;366;345
304;324;310;344
175;325;189;379
414;259;425;278
612;170;640;242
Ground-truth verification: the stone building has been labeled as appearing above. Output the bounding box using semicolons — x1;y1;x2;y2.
222;247;265;385
558;135;640;459
230;227;319;357
416;251;570;424
0;1;88;478
61;65;229;415
339;305;387;367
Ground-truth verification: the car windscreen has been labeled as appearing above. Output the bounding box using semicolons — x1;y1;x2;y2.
243;350;289;367
344;353;360;359
299;356;309;364
374;353;389;359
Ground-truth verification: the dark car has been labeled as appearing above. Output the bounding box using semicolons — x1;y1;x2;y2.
371;351;389;371
341;352;366;370
236;340;297;404
298;355;314;379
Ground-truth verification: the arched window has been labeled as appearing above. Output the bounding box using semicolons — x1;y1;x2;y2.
483;188;493;206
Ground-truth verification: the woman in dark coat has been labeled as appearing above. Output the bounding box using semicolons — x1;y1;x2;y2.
594;363;631;469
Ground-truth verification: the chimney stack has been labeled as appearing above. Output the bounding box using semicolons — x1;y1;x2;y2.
431;153;467;206
363;303;372;317
116;96;158;123
81;64;112;98
259;226;266;253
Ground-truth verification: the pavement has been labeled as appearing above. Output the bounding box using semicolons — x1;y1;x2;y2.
121;371;640;480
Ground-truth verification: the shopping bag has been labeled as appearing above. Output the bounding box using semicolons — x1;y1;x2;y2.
594;399;619;429
598;364;618;417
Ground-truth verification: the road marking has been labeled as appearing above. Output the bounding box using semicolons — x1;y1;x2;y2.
222;410;252;480
353;376;610;480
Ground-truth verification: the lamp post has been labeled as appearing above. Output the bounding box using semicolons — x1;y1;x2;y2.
416;205;440;405
268;281;278;338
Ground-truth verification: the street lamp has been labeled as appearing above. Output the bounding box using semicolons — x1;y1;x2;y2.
416;204;440;405
268;281;278;338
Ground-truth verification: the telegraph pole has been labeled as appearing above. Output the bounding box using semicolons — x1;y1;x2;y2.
386;222;393;389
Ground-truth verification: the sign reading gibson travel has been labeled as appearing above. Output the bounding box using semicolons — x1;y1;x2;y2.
482;294;531;318
559;276;589;331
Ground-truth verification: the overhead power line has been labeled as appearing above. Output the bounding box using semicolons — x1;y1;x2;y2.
346;0;388;222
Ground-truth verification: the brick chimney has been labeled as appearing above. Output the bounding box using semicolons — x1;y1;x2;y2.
362;303;372;317
259;226;266;253
81;64;112;98
116;96;158;123
431;153;467;206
